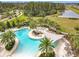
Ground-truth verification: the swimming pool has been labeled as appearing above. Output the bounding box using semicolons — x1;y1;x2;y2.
13;28;41;57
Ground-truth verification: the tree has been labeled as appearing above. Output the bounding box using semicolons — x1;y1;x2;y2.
0;31;15;45
12;21;16;27
38;11;46;17
39;37;55;56
16;18;21;28
16;18;20;25
0;8;5;13
24;2;65;17
29;20;37;29
6;21;11;28
0;22;5;32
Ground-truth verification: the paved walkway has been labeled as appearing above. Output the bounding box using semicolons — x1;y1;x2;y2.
36;27;74;57
0;27;74;57
0;12;23;22
54;38;74;57
36;27;64;42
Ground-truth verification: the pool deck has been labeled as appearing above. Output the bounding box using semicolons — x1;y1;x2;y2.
0;27;74;57
35;27;74;57
36;27;64;42
0;38;19;57
54;38;74;57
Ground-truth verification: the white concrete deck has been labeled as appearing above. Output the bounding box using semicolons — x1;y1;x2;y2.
36;27;64;42
28;30;45;39
54;38;74;57
0;27;74;57
0;38;19;57
36;27;74;57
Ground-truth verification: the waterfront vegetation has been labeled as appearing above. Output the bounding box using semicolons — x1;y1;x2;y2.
47;16;79;34
0;2;79;56
67;5;79;14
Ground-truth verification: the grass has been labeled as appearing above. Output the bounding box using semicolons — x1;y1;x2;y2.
67;6;79;14
0;12;79;35
3;15;28;25
31;14;79;35
46;16;79;34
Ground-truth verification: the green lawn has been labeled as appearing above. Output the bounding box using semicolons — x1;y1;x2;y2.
32;15;79;34
4;15;28;25
46;16;79;34
1;12;79;35
67;6;79;14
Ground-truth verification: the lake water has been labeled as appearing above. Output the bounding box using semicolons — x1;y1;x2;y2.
59;10;79;18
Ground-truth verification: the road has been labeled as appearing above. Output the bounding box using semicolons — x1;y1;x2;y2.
0;12;23;22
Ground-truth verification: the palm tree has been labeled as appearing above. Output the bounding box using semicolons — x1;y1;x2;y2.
0;31;15;45
8;31;15;41
0;32;9;45
39;37;55;56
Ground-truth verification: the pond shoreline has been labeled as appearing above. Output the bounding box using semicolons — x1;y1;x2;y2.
59;10;79;18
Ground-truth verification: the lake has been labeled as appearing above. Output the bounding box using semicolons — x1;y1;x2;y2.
59;10;79;18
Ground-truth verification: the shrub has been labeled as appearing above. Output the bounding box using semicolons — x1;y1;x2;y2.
39;52;55;57
0;26;5;32
12;21;16;27
6;21;11;28
16;25;21;28
74;26;79;31
68;34;79;56
48;52;55;57
5;40;15;51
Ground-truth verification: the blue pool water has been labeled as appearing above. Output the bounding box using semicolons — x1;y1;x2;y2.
14;28;41;56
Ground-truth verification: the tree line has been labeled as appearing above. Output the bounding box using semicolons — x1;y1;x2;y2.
0;2;25;14
0;2;65;17
24;2;65;16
